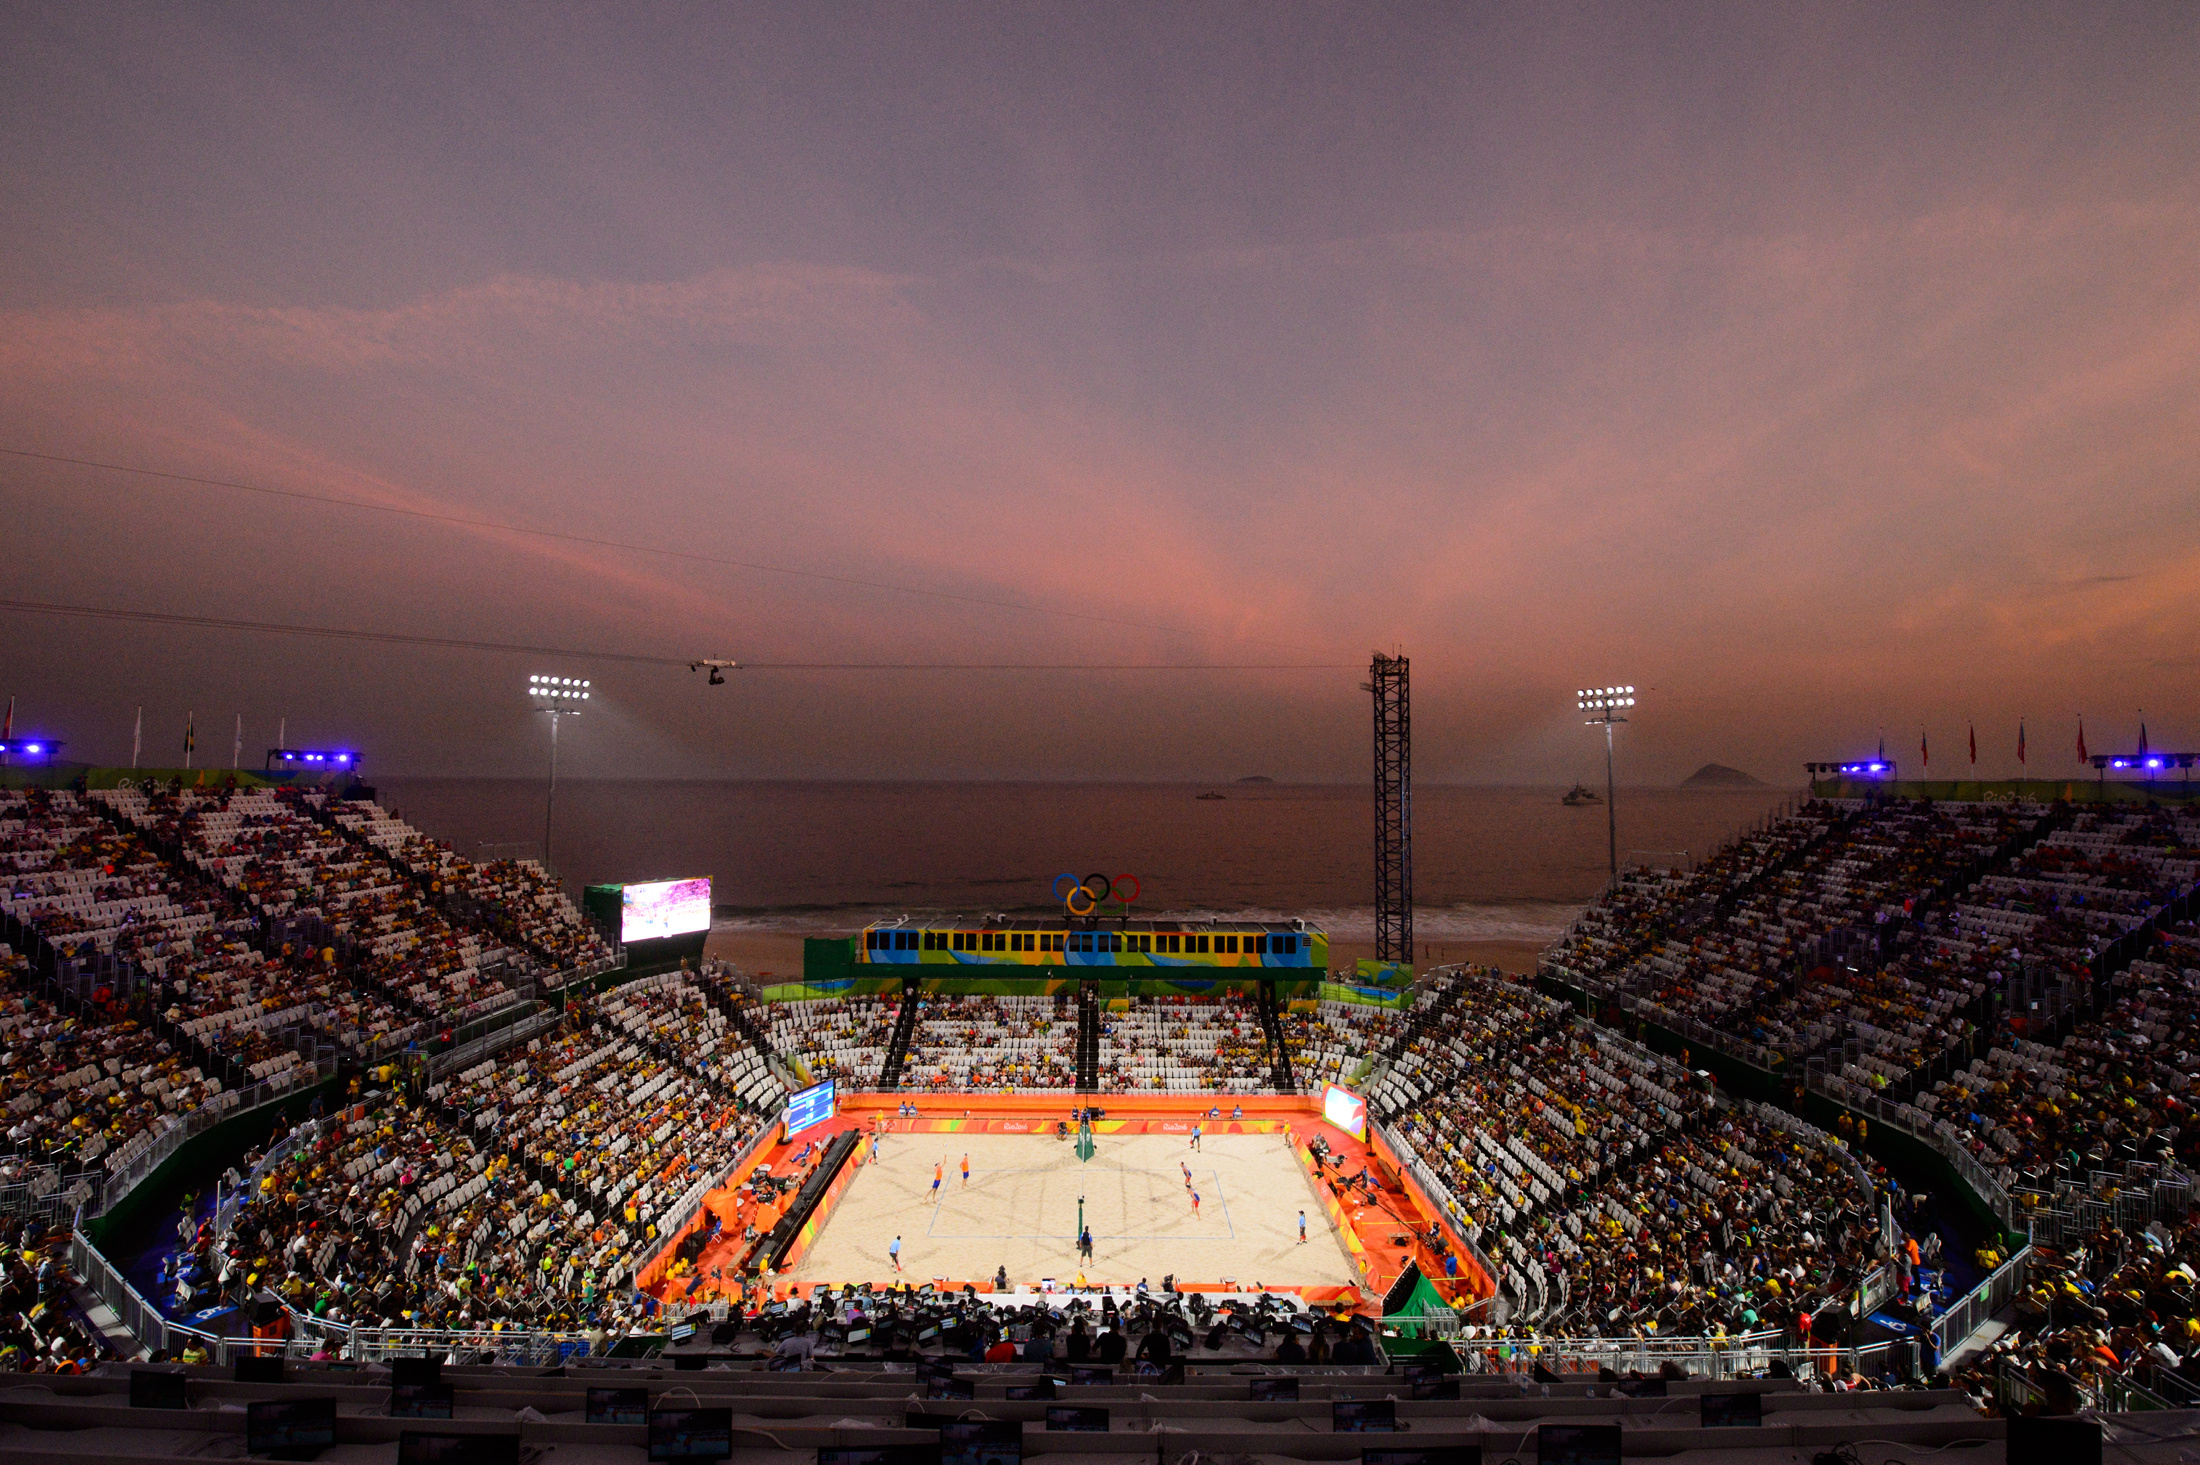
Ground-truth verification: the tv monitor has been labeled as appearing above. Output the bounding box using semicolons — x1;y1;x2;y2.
917;1358;958;1380
1128;1360;1183;1384
925;1376;975;1400
391;1382;454;1419
586;1386;651;1424
674;1353;708;1372
1411;1376;1461;1400
1611;1378;1665;1398
2008;1417;2101;1465
622;878;712;943
1004;1379;1056;1401
1044;1407;1109;1433
818;1450;943;1465
1537;1425;1622;1465
1067;1366;1112;1385
130;1369;188;1409
246;1398;338;1461
389;1355;442;1388
235;1354;285;1384
1364;1451;1483;1465
1323;1084;1368;1141
938;1420;1022;1465
1699;1391;1762;1428
399;1433;521;1465
786;1079;837;1138
1333;1400;1397;1433
649;1406;735;1462
1249;1377;1299;1402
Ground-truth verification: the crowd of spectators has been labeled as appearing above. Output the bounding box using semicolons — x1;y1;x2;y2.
206;973;779;1337
760;993;899;1088
1098;994;1272;1093
334;801;614;978
1949;1212;2200;1414
0;1219;109;1372
899;993;1077;1091
105;786;524;1025
1377;965;1881;1338
1281;998;1398;1091
1550;799;2199;1099
1922;918;2200;1211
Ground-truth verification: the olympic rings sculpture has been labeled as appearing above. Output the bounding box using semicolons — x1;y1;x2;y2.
1054;871;1141;915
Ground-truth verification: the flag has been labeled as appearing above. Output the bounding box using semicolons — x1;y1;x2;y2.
185;711;195;765
2139;722;2150;756
1877;735;1886;762
2;698;11;739
133;707;143;769
1920;729;1929;769
2017;720;2026;765
1969;724;1977;767
2077;716;2088;766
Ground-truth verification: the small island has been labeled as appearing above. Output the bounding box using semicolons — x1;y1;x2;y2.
1681;763;1768;788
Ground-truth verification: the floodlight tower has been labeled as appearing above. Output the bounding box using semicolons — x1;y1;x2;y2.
526;674;589;876
1367;653;1411;967
1578;685;1636;879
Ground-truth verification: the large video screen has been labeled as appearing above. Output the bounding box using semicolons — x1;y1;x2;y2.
621;878;712;944
1323;1083;1367;1141
786;1079;836;1138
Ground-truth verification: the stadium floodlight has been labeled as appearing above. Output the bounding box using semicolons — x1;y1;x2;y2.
527;674;588;878
266;748;362;772
1578;683;1638;879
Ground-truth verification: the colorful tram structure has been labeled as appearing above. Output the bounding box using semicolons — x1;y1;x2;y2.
857;916;1326;975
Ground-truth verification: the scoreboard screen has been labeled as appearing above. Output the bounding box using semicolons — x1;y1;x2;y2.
786;1080;836;1137
1323;1083;1367;1141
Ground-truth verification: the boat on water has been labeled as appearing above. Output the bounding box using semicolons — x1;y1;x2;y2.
1562;783;1602;806
1196;791;1226;801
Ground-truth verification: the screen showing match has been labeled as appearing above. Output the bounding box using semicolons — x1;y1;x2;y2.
1323;1083;1367;1141
621;878;712;943
786;1080;836;1137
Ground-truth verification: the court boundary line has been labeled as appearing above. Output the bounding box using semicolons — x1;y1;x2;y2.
922;1165;1238;1243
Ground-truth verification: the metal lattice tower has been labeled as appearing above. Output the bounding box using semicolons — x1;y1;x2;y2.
1369;652;1412;966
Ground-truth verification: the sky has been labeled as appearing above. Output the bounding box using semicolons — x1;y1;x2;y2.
4;3;2197;784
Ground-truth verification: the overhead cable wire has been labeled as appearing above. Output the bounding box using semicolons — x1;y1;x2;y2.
0;446;1290;646
0;597;1349;671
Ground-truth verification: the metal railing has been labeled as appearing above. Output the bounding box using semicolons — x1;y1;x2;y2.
286;1313;599;1366
0;1160;103;1229
1803;1067;2017;1228
93;1059;334;1214
1367;1119;1498;1320
1454;1328;1844;1382
70;1228;284;1365
429;1004;563;1079
213;1114;333;1239
633;1107;788;1300
1931;1245;2030;1364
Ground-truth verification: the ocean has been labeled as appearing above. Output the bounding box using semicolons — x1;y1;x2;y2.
369;779;1797;950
